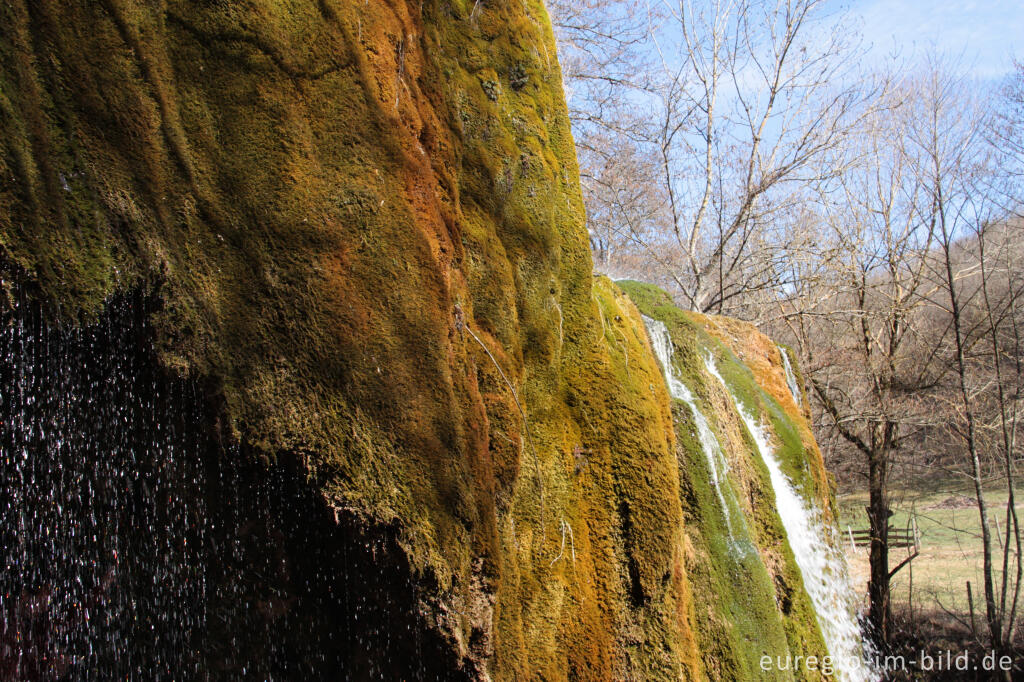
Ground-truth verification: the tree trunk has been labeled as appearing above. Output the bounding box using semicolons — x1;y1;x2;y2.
867;444;891;647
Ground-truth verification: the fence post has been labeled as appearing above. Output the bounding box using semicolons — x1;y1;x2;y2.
967;580;977;637
907;514;915;621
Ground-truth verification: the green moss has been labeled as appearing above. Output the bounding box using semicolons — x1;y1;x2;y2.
490;276;701;679
671;400;795;681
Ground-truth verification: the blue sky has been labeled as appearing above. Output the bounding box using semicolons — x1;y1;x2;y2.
840;0;1023;81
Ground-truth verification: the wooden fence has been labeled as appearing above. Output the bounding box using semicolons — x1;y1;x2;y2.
846;519;921;579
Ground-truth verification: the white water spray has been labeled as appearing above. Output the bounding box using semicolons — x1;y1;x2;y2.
702;353;877;682
643;317;737;541
778;346;802;408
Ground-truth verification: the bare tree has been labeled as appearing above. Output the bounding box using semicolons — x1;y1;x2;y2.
991;60;1024;193
770;70;941;645
547;0;653;128
974;220;1024;665
577;133;670;272
648;0;869;312
550;0;871;313
916;60;1023;670
547;0;663;273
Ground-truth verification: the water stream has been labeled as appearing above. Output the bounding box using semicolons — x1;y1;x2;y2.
702;352;877;682
643;317;738;543
778;346;803;408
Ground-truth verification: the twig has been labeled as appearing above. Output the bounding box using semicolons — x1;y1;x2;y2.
550;518;576;568
930;590;974;634
456;305;546;527
967;580;977;638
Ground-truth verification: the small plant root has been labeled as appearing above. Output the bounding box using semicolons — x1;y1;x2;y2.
455;305;546;529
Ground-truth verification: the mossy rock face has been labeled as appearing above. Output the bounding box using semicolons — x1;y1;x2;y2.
620;280;835;681
0;0;684;676
1;1;843;678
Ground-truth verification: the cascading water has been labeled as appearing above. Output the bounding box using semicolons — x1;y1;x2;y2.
778;346;803;407
701;352;877;682
643;317;738;543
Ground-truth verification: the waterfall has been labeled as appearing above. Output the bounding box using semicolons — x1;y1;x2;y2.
702;352;877;682
643;317;737;541
778;346;802;407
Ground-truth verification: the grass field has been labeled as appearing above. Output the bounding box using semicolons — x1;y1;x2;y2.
838;480;1024;620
